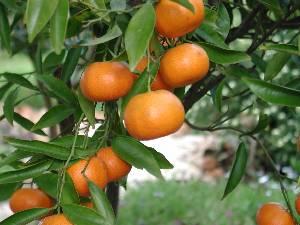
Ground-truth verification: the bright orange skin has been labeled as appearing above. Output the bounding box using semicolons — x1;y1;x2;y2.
155;0;205;38
295;195;300;215
97;147;132;182
39;214;72;225
124;90;185;140
80;62;135;102
135;57;173;91
256;202;295;225
67;157;108;197
159;43;209;88
9;188;53;213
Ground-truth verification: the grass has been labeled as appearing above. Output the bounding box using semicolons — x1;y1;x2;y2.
117;180;296;225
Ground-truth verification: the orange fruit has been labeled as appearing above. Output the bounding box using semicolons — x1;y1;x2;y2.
124;90;185;140
256;202;295;225
67;157;108;197
39;214;72;225
97;146;132;182
81;202;94;208
155;0;205;38
9;188;53;213
159;43;209;88
80;62;135;102
295;195;300;215
135;57;173;91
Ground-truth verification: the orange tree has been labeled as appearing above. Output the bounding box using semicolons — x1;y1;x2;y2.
0;0;299;224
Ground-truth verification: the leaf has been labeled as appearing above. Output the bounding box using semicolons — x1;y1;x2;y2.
5;137;93;160
0;82;12;101
61;48;82;82
112;136;163;179
121;62;159;113
242;77;300;107
83;0;110;21
222;142;248;199
37;74;77;105
261;43;300;55
265;52;290;80
195;24;228;48
125;3;155;70
0;150;31;168
77;89;95;126
44;51;66;70
110;0;126;10
25;0;59;42
147;147;173;169
245;113;269;136
32;105;74;130
0;183;21;201
221;65;255;78
88;181;115;225
51;135;87;148
50;0;69;54
257;0;283;17
0;160;52;184
170;0;194;12
0;3;11;54
216;4;230;38
80;25;122;46
198;42;250;64
3;88;18;125
14;113;47;136
213;80;225;112
35;173;79;204
0;208;52;225
63;204;105;225
2;73;36;90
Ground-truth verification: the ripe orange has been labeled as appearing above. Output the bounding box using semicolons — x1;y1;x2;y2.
295;195;300;215
80;62;135;102
159;43;209;88
135;57;173;91
155;0;205;38
39;214;72;225
97;146;132;182
124;90;185;140
256;202;295;225
67;157;108;197
9;188;53;213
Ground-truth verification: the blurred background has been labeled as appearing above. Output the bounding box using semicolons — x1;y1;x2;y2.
0;44;299;225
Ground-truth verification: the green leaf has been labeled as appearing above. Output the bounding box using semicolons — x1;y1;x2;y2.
5;137;92;160
83;0;110;21
265;52;290;80
14;113;47;136
257;0;283;16
121;62;159;113
242;77;300;107
35;173;79;204
261;43;300;55
44;51;66;70
25;0;59;42
77;89;95;126
222;142;248;199
61;48;82;82
0;183;21;201
245;113;269;136
147;147;173;169
2;73;36;90
0;3;11;54
0;151;32;168
213;80;225;112
32;105;74;130
37;74;77;105
221;65;255;78
80;25;122;46
112;135;163;179
63;204;105;225
125;3;155;70
170;0;194;12
0;82;12;101
88;181;115;225
3;88;18;125
195;24;228;48
110;0;126;10
51;135;88;148
286;78;300;90
0;160;52;184
50;0;69;54
198;42;250;64
0;208;52;225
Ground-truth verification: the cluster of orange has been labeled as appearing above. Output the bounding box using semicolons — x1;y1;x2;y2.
256;199;300;225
